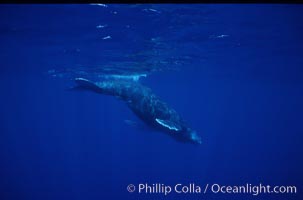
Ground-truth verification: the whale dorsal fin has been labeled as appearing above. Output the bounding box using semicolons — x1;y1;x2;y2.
155;118;181;131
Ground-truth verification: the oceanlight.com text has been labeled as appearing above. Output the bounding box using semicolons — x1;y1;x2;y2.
127;183;297;196
209;183;297;196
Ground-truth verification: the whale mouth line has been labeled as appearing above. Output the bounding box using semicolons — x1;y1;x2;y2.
155;118;180;131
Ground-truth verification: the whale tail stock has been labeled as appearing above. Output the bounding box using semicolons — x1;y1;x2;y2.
68;78;103;94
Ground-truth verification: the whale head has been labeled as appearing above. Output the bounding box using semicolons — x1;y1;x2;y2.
173;128;201;145
155;118;201;144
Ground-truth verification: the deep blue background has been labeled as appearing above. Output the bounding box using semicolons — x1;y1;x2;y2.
0;4;302;200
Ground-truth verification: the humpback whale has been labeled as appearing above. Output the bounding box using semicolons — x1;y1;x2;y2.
73;78;202;144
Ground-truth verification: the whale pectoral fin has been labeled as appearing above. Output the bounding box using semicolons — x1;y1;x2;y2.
74;78;103;93
155;118;181;131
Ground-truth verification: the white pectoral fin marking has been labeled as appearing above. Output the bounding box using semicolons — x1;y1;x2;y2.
155;118;180;131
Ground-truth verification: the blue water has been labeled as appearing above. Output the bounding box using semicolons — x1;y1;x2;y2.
0;4;303;200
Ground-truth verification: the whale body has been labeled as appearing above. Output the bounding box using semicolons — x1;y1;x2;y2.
73;78;202;144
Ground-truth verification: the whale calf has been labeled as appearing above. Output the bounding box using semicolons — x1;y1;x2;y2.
73;78;202;144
